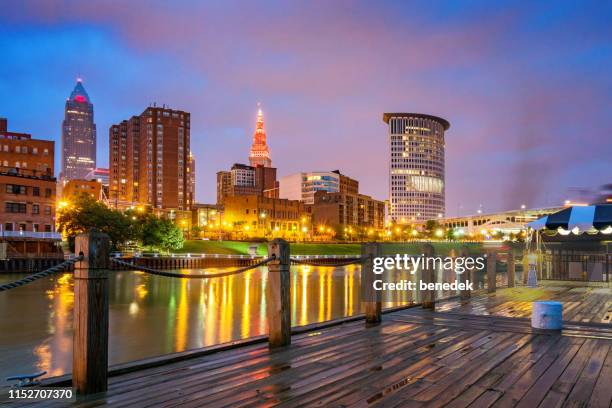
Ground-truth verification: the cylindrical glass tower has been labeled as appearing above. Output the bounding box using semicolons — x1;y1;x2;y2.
384;113;450;223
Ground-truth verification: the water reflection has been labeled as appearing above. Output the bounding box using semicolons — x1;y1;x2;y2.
0;265;414;379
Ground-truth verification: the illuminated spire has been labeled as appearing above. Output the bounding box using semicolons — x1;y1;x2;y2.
249;103;272;167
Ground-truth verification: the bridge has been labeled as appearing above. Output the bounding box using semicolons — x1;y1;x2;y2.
1;232;610;407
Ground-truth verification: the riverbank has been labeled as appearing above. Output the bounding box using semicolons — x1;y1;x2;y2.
175;240;494;256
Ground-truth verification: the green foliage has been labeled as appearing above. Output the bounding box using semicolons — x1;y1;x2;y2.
58;196;185;252
134;213;185;252
57;193;135;250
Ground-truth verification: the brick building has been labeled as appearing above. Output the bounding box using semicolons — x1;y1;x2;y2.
62;179;102;201
311;190;385;232
109;106;193;212
223;195;309;236
216;163;278;204
0;119;60;257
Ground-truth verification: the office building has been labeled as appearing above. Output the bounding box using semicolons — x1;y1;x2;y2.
216;163;278;204
312;190;385;232
109;106;193;211
61;79;96;180
223;195;308;235
248;105;272;167
384;113;450;223
279;170;359;204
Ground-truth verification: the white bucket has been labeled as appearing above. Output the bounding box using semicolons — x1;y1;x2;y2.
531;301;563;330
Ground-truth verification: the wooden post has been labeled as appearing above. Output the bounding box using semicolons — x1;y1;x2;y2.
460;246;471;300
507;250;515;288
73;232;110;395
361;242;382;324
487;251;497;293
267;239;291;348
522;254;529;284
421;243;435;309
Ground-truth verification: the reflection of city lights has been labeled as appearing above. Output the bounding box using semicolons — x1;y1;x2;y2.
129;302;139;316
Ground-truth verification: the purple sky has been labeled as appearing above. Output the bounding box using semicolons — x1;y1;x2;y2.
1;0;610;215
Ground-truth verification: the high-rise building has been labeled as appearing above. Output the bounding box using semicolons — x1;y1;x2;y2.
61;79;96;180
279;170;359;204
248;105;272;167
109;106;193;211
384;113;450;223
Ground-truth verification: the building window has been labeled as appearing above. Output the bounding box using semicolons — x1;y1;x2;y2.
45;188;52;198
44;206;51;215
32;204;40;214
32;186;40;196
5;184;27;194
33;224;39;232
5;202;27;213
4;223;13;231
44;224;52;232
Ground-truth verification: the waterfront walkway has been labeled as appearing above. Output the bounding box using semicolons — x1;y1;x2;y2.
37;285;612;407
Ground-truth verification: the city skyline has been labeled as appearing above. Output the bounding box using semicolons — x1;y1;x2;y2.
1;1;611;215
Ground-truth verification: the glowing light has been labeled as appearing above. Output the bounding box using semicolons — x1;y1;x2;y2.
435;229;444;237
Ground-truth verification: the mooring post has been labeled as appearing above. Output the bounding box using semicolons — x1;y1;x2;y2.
460;246;471;300
267;239;291;348
361;242;382;324
487;250;497;293
507;250;515;288
421;243;435;309
73;231;110;395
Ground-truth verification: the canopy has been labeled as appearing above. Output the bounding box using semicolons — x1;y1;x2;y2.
527;204;612;232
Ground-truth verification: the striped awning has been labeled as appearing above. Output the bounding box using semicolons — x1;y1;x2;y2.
527;204;612;232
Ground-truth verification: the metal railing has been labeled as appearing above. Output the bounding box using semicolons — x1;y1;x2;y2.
0;231;62;240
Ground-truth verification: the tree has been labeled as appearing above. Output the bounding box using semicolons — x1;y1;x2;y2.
424;220;440;239
140;215;184;252
57;193;135;250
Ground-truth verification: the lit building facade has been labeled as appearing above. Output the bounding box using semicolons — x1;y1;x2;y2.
223;195;308;235
248;105;272;167
0;119;60;256
62;179;102;201
312;190;385;232
384;113;450;223
61;79;96;180
279;170;359;204
216;163;277;204
109;106;193;211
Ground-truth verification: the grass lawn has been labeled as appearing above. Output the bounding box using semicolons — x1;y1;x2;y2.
175;240;486;256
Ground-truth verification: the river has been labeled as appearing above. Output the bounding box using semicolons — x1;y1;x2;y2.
0;265;418;380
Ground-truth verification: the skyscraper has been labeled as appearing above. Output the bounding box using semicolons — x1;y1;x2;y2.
384;113;450;223
61;79;96;180
109;106;193;211
248;105;272;167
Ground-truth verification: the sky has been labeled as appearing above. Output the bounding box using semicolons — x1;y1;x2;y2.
1;0;610;215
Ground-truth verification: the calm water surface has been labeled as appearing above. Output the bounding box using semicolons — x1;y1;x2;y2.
0;265;416;379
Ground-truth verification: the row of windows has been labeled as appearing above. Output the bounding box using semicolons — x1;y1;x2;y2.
4;202;52;214
3;223;53;232
1;145;50;155
4;184;53;197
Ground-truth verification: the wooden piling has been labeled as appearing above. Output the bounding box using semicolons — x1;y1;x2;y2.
361;242;382;324
266;239;291;348
507;250;515;288
73;232;110;395
421;243;435;310
487;251;497;293
460;246;471;300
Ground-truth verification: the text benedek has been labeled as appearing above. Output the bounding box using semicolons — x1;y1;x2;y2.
373;279;474;291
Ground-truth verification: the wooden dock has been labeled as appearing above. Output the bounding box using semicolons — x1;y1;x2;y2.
34;285;611;407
